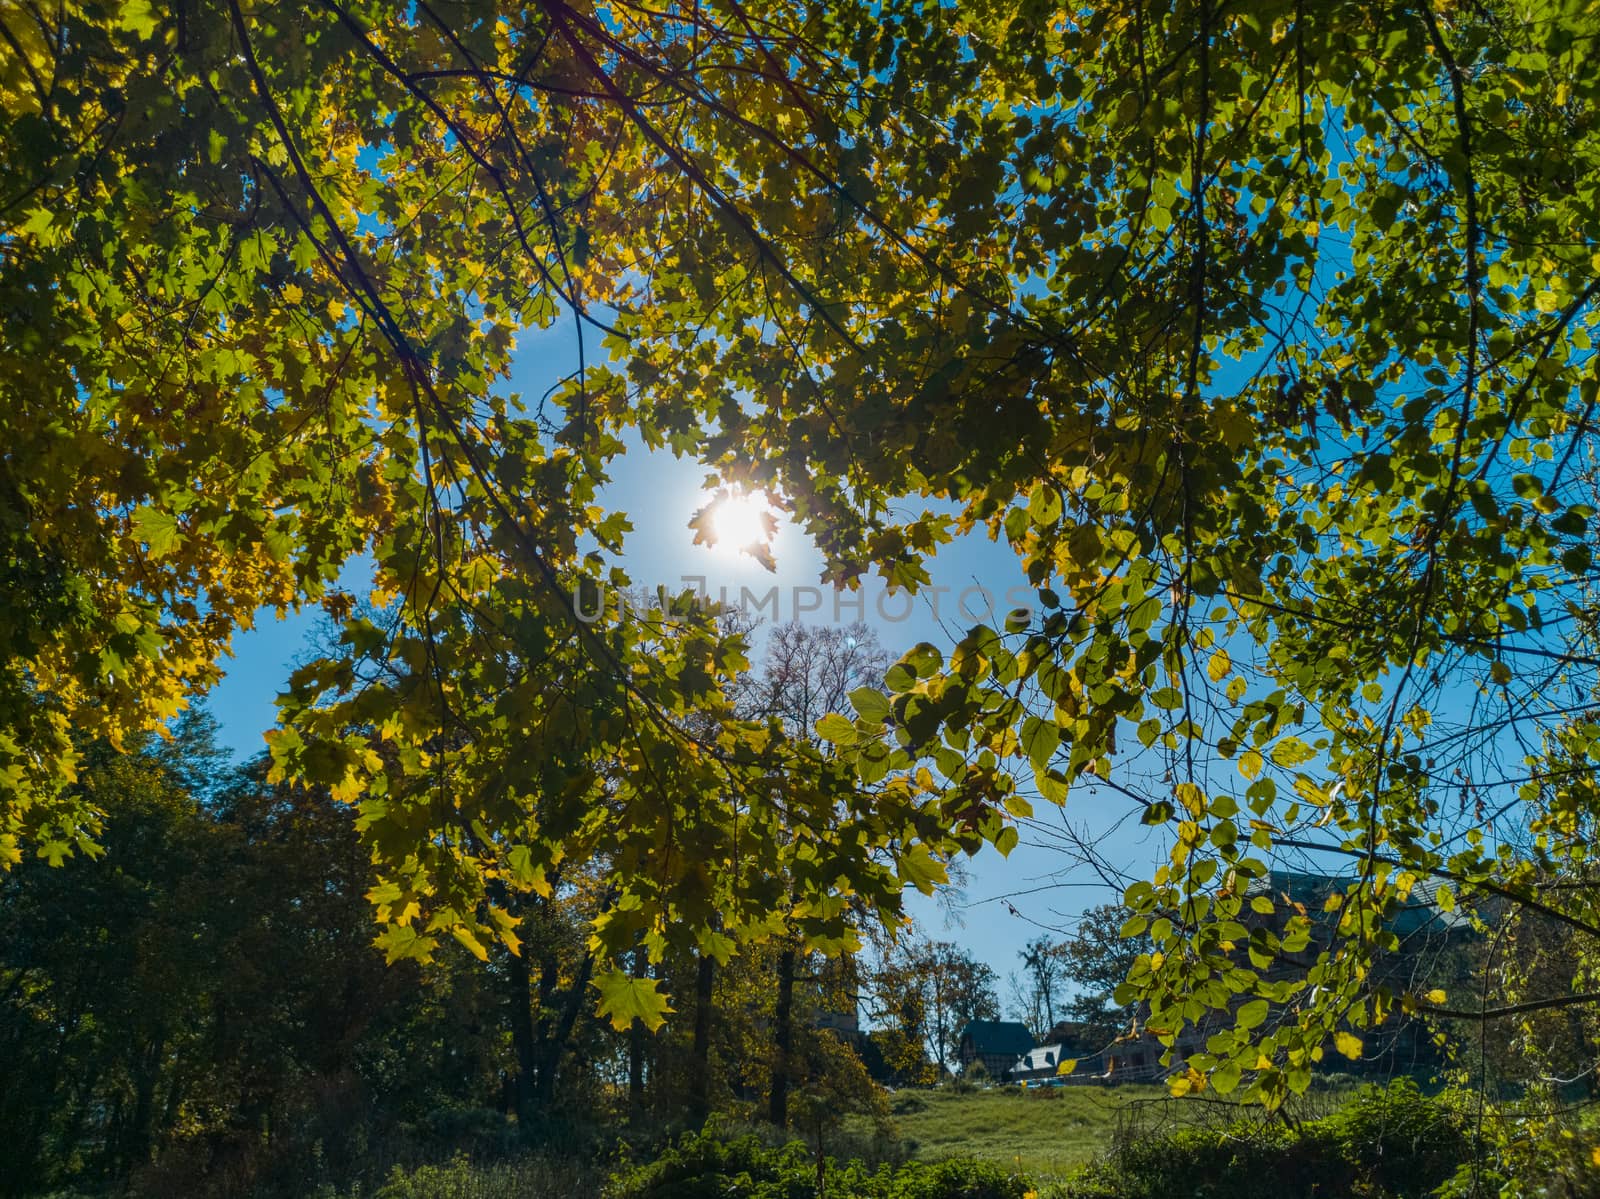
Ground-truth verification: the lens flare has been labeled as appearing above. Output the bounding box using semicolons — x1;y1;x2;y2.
710;491;772;552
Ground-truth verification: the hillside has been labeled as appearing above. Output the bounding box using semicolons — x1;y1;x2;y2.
876;1086;1187;1180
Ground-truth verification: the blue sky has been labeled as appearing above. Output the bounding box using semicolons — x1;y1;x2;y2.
202;318;1160;1002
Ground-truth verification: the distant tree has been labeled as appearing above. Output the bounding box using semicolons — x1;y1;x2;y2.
1018;938;1067;1039
866;935;998;1077
0;731;512;1196
917;941;1000;1076
1057;904;1150;1050
735;622;889;1127
945;952;1003;1051
1005;971;1043;1039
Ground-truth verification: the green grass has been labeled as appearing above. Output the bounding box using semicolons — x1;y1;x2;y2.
866;1085;1189;1182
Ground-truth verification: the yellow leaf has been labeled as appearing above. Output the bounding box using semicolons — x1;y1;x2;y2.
1207;648;1232;683
1425;989;1447;1005
451;925;489;962
1177;781;1206;817
1334;1031;1363;1060
595;969;674;1032
1535;289;1559;313
283;282;304;304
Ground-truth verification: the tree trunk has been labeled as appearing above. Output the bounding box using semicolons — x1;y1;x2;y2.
533;951;595;1104
688;949;715;1125
506;939;539;1127
628;943;649;1113
769;943;795;1128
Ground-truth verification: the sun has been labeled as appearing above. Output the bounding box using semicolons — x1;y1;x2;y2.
709;490;772;552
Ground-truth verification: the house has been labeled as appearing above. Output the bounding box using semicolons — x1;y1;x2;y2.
1011;1043;1067;1082
1045;870;1476;1086
957;1020;1035;1080
1239;869;1474;1074
815;1006;859;1035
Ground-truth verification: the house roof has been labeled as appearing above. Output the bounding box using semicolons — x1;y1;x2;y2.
959;1020;1035;1057
1246;870;1471;932
1013;1044;1066;1074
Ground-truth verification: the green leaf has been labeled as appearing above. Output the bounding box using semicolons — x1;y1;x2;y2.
1020;715;1060;771
118;0;160;37
595;970;674;1031
816;713;857;743
131;507;182;558
849;687;892;722
1027;483;1063;526
1270;737;1315;767
899;845;949;893
374;924;439;965
904;643;943;678
1236;999;1269;1030
451;926;490;961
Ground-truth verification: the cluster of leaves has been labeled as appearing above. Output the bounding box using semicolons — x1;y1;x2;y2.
8;0;1600;1120
1;0;1016;1029
782;0;1600;1104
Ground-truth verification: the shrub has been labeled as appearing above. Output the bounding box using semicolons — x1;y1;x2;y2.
368;1153;604;1199
1063;1120;1347;1199
605;1133;824;1199
605;1131;1030;1199
876;1158;1031;1199
1326;1079;1470;1198
1059;1080;1468;1199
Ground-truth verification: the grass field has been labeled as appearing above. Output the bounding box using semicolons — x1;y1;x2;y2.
872;1085;1193;1181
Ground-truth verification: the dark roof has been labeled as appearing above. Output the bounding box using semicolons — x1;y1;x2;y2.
959;1020;1035;1057
1246;870;1470;935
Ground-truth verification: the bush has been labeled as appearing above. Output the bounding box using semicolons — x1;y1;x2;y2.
882;1159;1032;1199
365;1154;604;1199
605;1133;825;1199
1061;1121;1344;1199
1059;1080;1468;1199
1326;1079;1470;1197
605;1131;1030;1199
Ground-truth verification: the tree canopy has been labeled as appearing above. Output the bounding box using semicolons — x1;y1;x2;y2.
5;0;1600;1105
